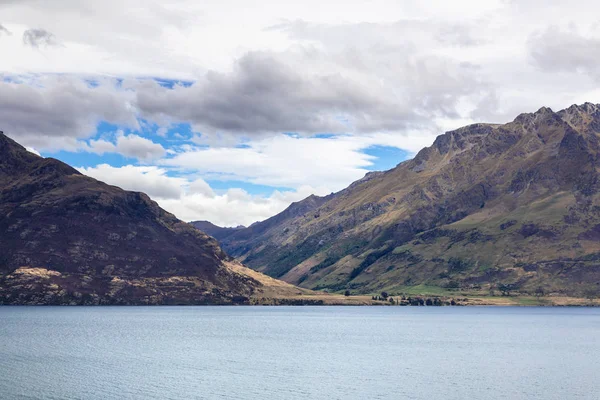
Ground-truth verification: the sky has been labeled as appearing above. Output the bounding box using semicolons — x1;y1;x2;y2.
1;0;600;226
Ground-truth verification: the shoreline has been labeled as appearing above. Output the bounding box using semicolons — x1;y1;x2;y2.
2;291;598;307
249;292;600;307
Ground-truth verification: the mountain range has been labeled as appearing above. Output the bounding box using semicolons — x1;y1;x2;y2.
3;103;600;304
207;103;600;298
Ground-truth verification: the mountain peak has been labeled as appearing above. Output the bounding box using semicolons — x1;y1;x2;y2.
513;105;561;126
1;131;84;186
565;102;599;113
0;131;45;178
0;130;28;150
0;130;24;153
537;106;554;113
558;102;600;133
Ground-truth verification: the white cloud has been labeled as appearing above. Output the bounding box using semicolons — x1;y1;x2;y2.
159;185;322;227
78;164;185;200
161;134;405;192
86;132;166;161
77;163;323;226
189;178;215;197
0;1;502;77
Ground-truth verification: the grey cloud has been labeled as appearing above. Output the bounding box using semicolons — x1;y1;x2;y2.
0;77;137;150
3;18;493;148
137;51;413;134
137;48;490;136
528;27;600;80
134;20;492;136
23;28;59;47
0;23;11;36
87;134;166;162
114;134;166;161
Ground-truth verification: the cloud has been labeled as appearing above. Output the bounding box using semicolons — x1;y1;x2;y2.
78;163;320;226
86;133;166;161
135;51;392;134
271;19;483;49
160;132;433;192
188;178;214;197
5;3;597;150
0;0;206;78
22;28;58;47
161;135;370;191
435;23;483;47
159;185;321;226
4;0;600;227
136;47;489;137
0;76;137;151
78;164;186;200
118;135;165;161
0;23;11;36
528;26;600;81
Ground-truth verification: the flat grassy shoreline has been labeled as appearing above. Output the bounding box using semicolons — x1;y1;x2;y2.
253;279;600;305
253;293;600;306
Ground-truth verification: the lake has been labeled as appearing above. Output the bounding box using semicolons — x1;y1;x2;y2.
0;306;599;400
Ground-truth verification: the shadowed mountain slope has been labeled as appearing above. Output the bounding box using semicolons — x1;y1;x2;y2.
0;132;299;305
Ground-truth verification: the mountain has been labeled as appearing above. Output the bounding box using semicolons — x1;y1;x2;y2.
216;194;333;253
189;221;245;241
216;103;600;297
0;131;301;305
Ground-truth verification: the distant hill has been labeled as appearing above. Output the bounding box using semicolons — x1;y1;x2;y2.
214;103;600;297
0;131;297;305
189;221;245;241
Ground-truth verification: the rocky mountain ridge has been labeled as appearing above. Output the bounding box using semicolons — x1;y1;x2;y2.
213;103;600;297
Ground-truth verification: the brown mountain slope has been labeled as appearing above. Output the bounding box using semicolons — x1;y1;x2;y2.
217;103;600;297
0;132;301;305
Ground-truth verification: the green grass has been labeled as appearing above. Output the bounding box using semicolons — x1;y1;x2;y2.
513;296;549;306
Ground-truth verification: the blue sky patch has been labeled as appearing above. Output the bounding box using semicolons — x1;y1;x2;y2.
363;145;411;171
206;180;293;195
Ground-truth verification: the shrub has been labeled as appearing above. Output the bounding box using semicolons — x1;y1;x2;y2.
498;283;518;296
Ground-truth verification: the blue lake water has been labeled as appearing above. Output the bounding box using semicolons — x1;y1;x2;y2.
1;306;599;400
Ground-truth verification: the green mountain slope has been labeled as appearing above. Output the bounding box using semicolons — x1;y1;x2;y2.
217;103;600;297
